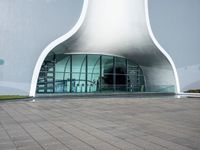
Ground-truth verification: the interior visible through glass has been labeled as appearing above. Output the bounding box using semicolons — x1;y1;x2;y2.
37;53;145;93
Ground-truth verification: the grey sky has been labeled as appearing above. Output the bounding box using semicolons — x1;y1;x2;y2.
149;0;200;68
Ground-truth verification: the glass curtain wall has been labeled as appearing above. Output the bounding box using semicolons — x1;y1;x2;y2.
87;55;100;92
37;54;145;93
101;56;114;91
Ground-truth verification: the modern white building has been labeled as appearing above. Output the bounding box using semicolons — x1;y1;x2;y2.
0;0;199;96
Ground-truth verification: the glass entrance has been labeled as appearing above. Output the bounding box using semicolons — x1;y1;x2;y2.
37;54;145;94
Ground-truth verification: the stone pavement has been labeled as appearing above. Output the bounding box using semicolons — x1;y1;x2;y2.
0;97;200;150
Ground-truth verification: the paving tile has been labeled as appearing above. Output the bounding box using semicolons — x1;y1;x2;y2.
0;97;199;150
69;120;144;150
42;142;69;150
0;142;16;150
54;121;120;150
17;145;43;150
14;139;39;149
141;135;194;150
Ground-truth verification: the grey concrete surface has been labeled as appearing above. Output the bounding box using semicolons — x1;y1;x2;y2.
0;97;200;150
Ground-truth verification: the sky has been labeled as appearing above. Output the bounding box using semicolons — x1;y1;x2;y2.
149;0;200;68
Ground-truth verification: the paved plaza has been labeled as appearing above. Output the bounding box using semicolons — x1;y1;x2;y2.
0;97;200;150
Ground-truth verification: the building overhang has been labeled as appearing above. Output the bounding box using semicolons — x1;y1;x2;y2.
30;0;180;96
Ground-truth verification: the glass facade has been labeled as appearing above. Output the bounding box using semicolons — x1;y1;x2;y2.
37;54;145;94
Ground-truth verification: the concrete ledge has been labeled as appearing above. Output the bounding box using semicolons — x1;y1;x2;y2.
178;92;200;98
0;97;33;103
36;92;176;99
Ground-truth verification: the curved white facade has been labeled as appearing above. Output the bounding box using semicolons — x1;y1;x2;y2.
30;0;180;96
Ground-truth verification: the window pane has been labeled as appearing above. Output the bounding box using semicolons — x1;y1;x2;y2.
101;56;114;91
72;55;86;92
37;54;145;94
102;56;113;74
54;55;71;93
87;55;100;92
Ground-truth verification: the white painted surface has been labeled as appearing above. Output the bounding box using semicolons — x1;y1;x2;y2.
30;0;180;96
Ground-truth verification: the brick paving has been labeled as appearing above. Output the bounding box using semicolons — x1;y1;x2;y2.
0;97;200;150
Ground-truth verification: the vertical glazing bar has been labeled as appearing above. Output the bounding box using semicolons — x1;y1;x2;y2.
53;54;56;93
44;63;47;93
85;55;88;93
70;55;72;93
63;56;70;92
113;57;116;92
99;55;102;92
137;66;139;89
126;59;128;92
